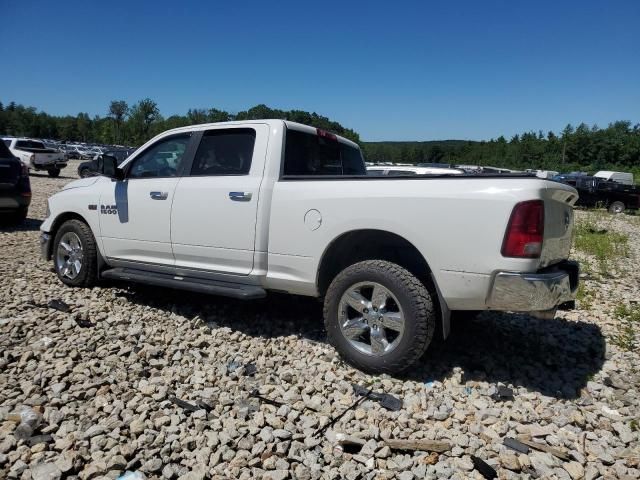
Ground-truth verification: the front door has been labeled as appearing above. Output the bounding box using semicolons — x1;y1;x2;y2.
170;125;269;275
99;133;193;265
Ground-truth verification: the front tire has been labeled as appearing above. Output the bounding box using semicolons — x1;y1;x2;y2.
608;201;625;214
48;168;61;178
53;219;98;287
324;260;435;374
78;167;91;178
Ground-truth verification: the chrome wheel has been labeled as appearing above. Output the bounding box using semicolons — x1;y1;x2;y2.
56;232;84;280
338;281;405;356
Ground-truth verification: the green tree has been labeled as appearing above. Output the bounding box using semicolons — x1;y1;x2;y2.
108;100;129;144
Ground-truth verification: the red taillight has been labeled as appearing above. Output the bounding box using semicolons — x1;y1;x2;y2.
501;200;544;258
316;128;337;141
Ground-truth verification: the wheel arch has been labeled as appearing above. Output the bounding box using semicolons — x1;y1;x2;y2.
316;229;450;339
46;212;105;271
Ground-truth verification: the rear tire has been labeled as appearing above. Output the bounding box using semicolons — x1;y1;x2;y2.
48;168;61;178
324;260;435;374
79;167;91;178
53;219;98;288
608;201;625;214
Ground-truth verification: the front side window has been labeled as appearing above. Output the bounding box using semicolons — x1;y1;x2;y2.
190;128;255;176
127;134;190;179
283;129;366;176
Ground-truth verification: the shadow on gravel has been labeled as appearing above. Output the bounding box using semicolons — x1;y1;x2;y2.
0;217;42;232
409;312;606;399
113;285;327;341
29;172;76;180
113;284;605;399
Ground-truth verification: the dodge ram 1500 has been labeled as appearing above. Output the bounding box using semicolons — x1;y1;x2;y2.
41;120;579;373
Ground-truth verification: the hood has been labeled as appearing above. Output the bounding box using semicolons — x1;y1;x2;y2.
62;176;103;191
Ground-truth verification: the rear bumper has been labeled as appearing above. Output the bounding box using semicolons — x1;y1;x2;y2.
486;260;579;312
33;161;67;169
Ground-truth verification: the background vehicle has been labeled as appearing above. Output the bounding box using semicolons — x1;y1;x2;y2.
3;138;68;177
42;120;579;374
571;176;640;214
77;148;135;177
0;140;31;224
593;170;634;186
367;165;464;176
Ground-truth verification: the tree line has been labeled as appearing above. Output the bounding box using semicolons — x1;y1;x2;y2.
363;122;640;175
0;99;360;146
1;99;638;176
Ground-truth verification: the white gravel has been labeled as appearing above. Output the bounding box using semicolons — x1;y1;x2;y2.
0;165;638;479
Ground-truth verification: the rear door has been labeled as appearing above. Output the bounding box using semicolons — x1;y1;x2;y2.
170;124;269;275
99;132;195;265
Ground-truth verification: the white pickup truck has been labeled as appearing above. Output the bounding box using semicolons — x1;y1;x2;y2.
41;120;579;373
3;138;68;177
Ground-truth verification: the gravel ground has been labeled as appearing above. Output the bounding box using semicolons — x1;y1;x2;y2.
0;164;638;480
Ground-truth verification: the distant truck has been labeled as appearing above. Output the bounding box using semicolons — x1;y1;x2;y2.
568;176;639;214
593;170;634;186
2;138;68;177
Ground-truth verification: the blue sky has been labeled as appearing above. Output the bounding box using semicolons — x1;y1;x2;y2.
1;0;638;141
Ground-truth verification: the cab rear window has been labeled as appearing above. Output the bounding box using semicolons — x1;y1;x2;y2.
16;140;45;149
283;129;365;176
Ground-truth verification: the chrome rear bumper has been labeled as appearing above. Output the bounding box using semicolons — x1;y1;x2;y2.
486;261;579;313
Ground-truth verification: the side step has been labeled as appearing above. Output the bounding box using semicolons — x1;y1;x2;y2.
100;267;266;300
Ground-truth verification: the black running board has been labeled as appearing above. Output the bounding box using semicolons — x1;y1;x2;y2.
100;267;266;300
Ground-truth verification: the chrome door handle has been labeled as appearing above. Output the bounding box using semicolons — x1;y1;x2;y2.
229;192;252;202
150;191;168;200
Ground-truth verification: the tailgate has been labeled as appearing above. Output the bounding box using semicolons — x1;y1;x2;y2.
34;152;63;165
540;181;579;267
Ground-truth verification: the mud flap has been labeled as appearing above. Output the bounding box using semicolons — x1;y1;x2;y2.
431;272;451;339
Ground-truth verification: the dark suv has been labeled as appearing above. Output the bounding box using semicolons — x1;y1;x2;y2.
0;141;31;224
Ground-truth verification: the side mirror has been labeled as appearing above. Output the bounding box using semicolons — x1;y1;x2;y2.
99;155;124;180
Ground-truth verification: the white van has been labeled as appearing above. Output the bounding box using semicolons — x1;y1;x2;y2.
594;171;634;185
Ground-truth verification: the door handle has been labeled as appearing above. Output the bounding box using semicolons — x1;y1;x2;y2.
229;192;252;202
150;191;168;200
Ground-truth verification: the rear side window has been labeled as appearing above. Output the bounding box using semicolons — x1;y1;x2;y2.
190;128;256;176
16;140;45;149
283;129;366;176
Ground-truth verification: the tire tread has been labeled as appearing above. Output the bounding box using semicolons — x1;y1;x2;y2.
323;260;435;374
53;219;98;288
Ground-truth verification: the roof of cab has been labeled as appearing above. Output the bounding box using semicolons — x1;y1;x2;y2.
160;119;359;148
